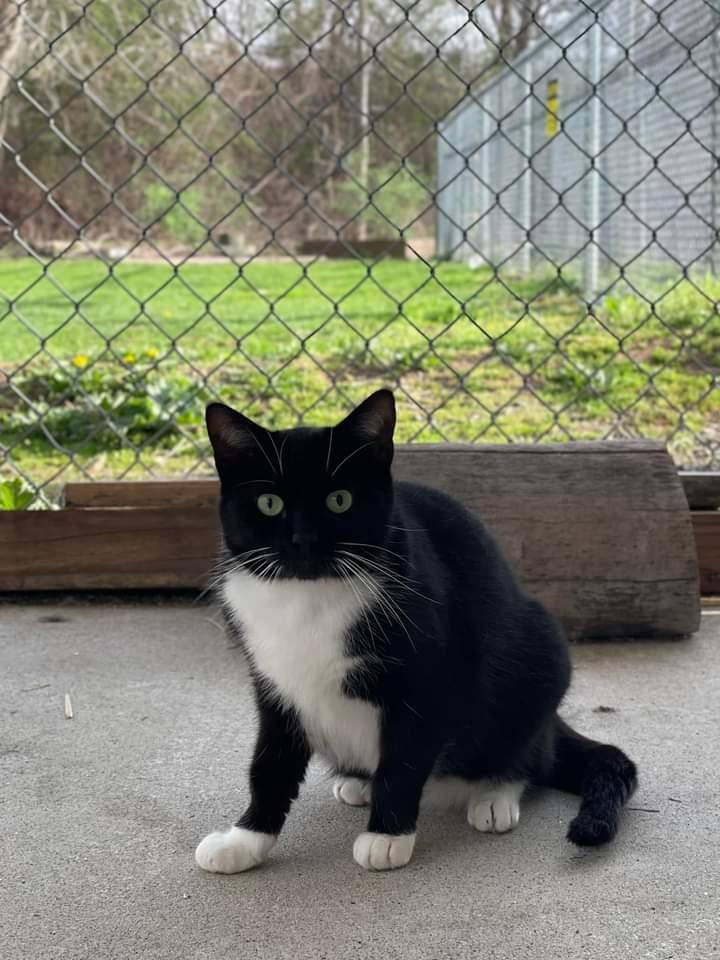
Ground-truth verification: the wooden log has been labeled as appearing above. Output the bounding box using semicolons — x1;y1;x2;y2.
0;507;218;591
65;468;720;519
1;442;701;639
692;512;720;595
297;238;406;259
680;472;720;510
62;479;216;509
392;444;699;639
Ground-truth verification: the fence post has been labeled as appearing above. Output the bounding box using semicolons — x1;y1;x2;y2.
436;138;447;258
585;19;603;299
481;107;492;266
711;21;720;274
522;63;534;274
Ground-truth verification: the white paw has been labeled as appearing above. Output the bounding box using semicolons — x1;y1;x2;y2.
467;782;523;834
353;832;416;871
333;777;372;806
195;826;276;874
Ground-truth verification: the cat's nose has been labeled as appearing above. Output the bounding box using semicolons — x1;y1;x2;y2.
291;531;318;548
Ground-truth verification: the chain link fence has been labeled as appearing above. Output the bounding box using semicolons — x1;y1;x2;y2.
438;0;720;288
1;0;718;506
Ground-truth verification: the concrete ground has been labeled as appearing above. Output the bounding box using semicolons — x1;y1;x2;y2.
1;601;718;960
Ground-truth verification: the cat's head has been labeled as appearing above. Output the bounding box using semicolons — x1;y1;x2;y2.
206;390;396;581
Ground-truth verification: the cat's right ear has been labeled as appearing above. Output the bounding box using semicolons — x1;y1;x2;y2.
205;402;259;469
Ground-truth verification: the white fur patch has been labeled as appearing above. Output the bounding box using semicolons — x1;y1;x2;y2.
195;826;275;873
222;571;381;774
333;776;372;806
422;776;492;808
353;832;416;871
467;781;524;833
332;775;492;809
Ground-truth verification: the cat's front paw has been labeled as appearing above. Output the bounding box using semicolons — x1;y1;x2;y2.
195;826;276;874
467;782;523;834
333;776;371;806
353;832;416;871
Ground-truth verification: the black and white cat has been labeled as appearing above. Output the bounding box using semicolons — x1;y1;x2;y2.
196;389;637;873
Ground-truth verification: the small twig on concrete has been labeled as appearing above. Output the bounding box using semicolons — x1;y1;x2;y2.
628;806;660;813
21;682;51;693
668;797;682;803
64;694;74;719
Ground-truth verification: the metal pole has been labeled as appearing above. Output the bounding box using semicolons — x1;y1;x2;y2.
586;19;603;299
522;63;534;274
710;14;719;273
357;0;371;242
481;108;492;267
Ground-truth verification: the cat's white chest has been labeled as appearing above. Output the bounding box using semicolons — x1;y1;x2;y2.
222;571;380;774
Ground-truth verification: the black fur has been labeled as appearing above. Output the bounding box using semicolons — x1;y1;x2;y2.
207;390;637;848
236;692;311;836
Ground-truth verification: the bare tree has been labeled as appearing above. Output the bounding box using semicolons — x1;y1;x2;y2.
0;1;24;174
481;0;574;59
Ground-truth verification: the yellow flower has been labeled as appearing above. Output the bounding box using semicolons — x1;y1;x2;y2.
72;354;89;368
122;352;137;364
162;310;173;319
145;348;159;359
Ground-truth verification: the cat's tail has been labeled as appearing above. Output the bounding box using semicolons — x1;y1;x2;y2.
544;716;638;847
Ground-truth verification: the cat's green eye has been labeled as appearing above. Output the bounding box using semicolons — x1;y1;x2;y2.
326;489;353;514
256;493;284;517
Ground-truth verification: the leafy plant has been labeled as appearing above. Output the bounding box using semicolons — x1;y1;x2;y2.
0;355;212;454
335;161;430;238
142;183;207;247
0;478;35;511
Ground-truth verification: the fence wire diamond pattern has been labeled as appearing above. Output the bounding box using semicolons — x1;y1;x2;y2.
0;0;719;504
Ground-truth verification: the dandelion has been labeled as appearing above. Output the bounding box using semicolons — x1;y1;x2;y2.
162;310;173;319
145;347;159;359
123;351;137;364
72;354;89;368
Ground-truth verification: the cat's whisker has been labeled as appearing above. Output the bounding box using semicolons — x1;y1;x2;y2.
249;430;279;477
226;547;277;570
325;426;334;473
339;550;435;599
332;559;380;654
195;563;225;603
279;434;289;475
333;558;391;660
233;479;276;488
222;549;278;582
337;550;438;604
235;555;275;574
339;541;410;565
227;547;270;561
255;556;279;582
247;552;277;568
194;580;220;605
265;429;283;477
385;524;427;533
338;541;419;578
208;548;273;582
336;553;418;653
337;552;422;637
330;440;375;478
334;558;374;622
236;546;277;559
196;552;242;603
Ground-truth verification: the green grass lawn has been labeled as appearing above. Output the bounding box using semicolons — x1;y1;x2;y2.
1;256;718;499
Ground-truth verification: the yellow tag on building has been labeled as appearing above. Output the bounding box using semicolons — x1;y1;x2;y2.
545;79;559;138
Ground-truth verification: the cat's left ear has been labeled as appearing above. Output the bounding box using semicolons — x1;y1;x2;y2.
206;402;265;474
335;389;396;467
